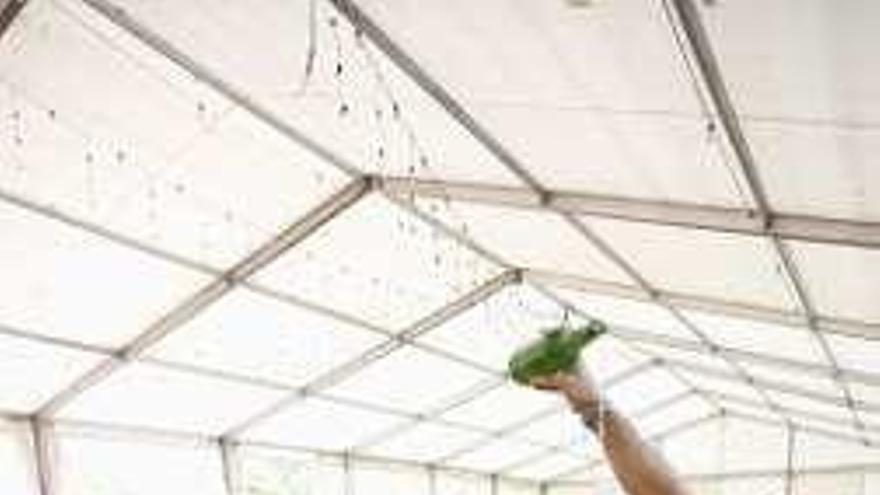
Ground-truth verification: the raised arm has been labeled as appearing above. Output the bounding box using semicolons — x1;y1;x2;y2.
532;369;688;495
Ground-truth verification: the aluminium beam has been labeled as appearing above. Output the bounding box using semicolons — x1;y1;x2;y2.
378;176;880;250
527;269;880;341
223;269;520;438
35;178;372;417
0;0;26;42
30;417;54;495
219;438;241;495
79;0;360;177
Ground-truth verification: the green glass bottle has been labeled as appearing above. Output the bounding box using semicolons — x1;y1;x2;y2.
508;320;607;385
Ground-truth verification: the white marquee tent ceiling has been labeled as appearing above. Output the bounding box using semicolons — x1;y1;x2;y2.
0;0;879;492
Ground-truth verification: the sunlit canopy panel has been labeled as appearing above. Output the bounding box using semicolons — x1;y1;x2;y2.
634;394;715;438
239;448;345;495
350;0;754;208
684;311;825;364
416;199;632;284
54;428;226;495
434;472;491;495
606;367;689;416
324;346;490;414
739;361;840;399
353;462;431;495
254;195;503;330
98;0;521;186
0;0;348;269
585;216;796;310
674;368;766;406
0;420;37;495
149;288;383;387
552;287;698;342
510;411;596;456
419;284;575;372
447;437;547;474
0;201;208;348
697;0;880;221
363;422;487;464
0;332;102;412
56;363;287;434
507;452;585;481
440;383;561;432
790;241;880;327
243;396;402;451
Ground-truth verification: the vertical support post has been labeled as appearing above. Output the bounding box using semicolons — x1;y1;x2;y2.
343;452;354;495
490;474;499;495
785;422;797;495
428;465;437;495
219;439;240;495
29;418;53;495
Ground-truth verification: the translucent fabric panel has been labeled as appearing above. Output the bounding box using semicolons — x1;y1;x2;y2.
0;333;103;412
791;242;880;325
744;122;880;222
255;195;502;329
510;411;597;456
828;333;880;376
150;288;382;387
418;200;631;284
326;346;489;414
102;0;519;186
686;476;784;495
741;361;840;398
440;383;561;431
684;311;825;364
244;397;402;450
421;285;572;372
0;420;37;495
794;431;880;469
472;104;748;207
766;391;856;428
54;431;225;495
851;382;880;414
506;452;586;481
57;363;286;434
658;419;727;475
606;368;688;415
554;288;697;342
239;447;345;495
698;0;880;121
675;369;766;406
635;395;715;438
793;473;865;495
0;201;207;347
635;342;732;375
586;217;796;310
448;438;546;473
581;337;648;387
435;472;490;495
0;0;346;268
497;479;539;495
716;417;789;473
365;422;486;463
353;463;430;495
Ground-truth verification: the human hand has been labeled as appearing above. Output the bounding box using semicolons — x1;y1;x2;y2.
529;365;601;414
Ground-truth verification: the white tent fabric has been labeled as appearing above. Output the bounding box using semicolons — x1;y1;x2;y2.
0;0;878;494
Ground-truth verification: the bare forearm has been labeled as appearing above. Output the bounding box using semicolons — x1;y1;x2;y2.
590;408;688;495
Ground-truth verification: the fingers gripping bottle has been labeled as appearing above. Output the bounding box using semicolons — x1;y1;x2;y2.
508;320;607;385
